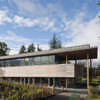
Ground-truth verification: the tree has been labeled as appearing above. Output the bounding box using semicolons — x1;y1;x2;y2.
37;44;42;51
97;1;100;18
97;1;100;6
27;43;35;53
49;33;62;49
0;42;9;56
19;45;26;54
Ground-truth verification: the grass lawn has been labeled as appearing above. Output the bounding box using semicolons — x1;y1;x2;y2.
85;98;100;100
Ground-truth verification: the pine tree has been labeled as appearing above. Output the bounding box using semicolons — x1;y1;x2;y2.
0;42;9;56
27;43;35;52
37;44;42;51
19;45;26;54
97;1;100;6
49;33;62;49
97;1;100;18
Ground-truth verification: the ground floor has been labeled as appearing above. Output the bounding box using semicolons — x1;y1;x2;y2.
3;77;67;88
3;77;87;89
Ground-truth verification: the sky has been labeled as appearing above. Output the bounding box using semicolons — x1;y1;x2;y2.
0;0;100;66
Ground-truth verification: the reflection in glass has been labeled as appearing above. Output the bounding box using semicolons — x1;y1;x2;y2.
0;55;56;67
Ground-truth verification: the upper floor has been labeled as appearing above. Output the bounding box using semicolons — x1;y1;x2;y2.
0;44;98;67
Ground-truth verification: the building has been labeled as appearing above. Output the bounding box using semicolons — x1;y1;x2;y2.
0;44;98;89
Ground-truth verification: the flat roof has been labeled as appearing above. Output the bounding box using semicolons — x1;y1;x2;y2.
0;44;98;60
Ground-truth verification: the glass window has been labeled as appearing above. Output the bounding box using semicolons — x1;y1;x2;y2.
24;58;30;66
0;61;3;67
17;58;25;66
2;61;8;67
29;57;34;65
0;55;56;67
40;56;49;64
33;57;40;65
49;55;55;64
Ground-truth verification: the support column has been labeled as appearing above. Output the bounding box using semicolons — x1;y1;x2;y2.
48;78;50;87
28;78;30;84
33;78;35;85
24;78;25;84
40;78;42;86
66;79;68;88
66;55;68;64
53;78;55;87
90;59;92;81
75;60;77;65
66;55;68;88
20;78;22;83
87;54;89;89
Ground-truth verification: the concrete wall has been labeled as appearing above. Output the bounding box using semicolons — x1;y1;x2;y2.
0;64;75;78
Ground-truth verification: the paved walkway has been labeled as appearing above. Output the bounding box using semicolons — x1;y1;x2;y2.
46;92;88;100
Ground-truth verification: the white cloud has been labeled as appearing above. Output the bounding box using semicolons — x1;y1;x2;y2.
0;10;12;25
0;0;64;32
13;15;56;31
8;0;66;18
0;31;32;55
0;0;99;67
0;30;50;55
0;9;57;31
13;15;36;27
62;12;100;66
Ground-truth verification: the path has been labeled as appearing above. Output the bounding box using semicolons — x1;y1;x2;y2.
45;92;88;100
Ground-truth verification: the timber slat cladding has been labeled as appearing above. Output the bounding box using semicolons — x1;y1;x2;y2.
0;64;74;77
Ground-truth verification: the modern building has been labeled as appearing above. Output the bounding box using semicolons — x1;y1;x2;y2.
0;44;98;89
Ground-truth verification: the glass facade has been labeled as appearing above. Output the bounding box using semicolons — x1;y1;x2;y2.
0;55;55;67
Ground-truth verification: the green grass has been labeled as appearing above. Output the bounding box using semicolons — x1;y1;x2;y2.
85;98;100;100
91;79;99;84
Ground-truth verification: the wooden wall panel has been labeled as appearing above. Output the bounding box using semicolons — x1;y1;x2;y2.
0;64;75;78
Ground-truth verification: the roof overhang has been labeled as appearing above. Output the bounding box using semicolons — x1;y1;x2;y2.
56;47;97;60
0;45;98;60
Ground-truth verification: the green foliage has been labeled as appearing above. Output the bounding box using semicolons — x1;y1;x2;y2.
85;98;100;100
49;33;62;49
0;42;9;56
37;44;42;51
27;43;35;52
97;1;100;21
0;78;52;100
19;45;26;54
97;1;100;6
91;79;99;84
89;86;100;98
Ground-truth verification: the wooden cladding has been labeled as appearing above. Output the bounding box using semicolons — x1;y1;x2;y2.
0;64;75;78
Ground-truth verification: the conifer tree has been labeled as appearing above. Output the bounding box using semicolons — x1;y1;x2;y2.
27;43;35;52
37;44;42;51
0;42;9;56
49;33;62;49
19;45;26;54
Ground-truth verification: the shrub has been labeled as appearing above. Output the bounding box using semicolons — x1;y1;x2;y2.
0;78;52;100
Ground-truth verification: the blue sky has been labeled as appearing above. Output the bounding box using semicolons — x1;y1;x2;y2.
0;0;100;64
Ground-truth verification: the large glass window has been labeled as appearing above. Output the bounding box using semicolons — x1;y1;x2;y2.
49;56;55;64
8;59;20;66
40;56;49;64
0;61;3;67
29;58;34;65
33;57;40;65
24;58;30;66
0;55;55;67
